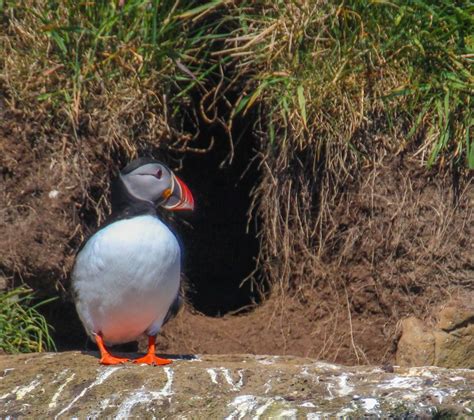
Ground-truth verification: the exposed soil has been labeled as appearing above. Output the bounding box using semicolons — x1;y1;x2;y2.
1;88;473;366
1;0;473;373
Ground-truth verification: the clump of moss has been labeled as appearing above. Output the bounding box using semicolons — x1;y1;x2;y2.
0;287;56;353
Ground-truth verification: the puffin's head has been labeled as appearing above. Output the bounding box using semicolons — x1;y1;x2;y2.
116;158;194;211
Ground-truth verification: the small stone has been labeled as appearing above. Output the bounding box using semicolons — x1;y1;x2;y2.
396;317;435;367
0;276;9;290
381;364;394;373
434;326;474;369
48;190;60;199
437;297;474;332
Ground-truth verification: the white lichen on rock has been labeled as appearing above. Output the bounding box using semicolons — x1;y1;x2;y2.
0;352;472;418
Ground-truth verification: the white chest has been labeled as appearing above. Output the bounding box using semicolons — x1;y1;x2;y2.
72;215;181;343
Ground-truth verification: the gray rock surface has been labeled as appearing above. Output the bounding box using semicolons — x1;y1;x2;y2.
0;352;473;418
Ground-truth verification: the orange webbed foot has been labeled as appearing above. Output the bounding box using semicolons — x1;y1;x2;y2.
99;354;130;365
94;332;130;365
133;354;172;366
133;335;171;366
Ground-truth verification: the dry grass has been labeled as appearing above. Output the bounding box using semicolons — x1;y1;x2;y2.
217;1;474;362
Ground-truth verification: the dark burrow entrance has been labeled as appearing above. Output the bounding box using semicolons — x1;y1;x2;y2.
178;122;262;316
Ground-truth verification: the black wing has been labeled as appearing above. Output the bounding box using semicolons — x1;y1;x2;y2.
163;293;183;326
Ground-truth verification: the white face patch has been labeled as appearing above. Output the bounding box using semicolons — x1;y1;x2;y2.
121;163;173;204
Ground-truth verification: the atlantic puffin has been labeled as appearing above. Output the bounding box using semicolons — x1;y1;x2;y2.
72;158;194;365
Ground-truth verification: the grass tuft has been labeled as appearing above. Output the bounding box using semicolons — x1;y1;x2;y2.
0;287;57;353
1;0;230;126
228;0;473;169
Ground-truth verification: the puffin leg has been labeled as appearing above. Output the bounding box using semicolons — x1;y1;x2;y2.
95;333;130;365
133;336;172;366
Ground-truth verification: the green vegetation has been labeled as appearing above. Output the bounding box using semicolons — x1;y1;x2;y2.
0;287;56;353
1;0;231;128
348;0;473;168
231;0;473;169
2;1;470;167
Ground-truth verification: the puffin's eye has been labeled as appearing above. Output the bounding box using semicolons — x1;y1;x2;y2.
155;168;163;179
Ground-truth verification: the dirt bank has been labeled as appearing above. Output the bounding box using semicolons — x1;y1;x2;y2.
1;2;472;366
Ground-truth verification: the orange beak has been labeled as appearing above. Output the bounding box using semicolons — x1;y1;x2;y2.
162;174;194;211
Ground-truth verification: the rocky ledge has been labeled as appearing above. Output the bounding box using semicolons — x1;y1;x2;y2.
0;352;473;418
